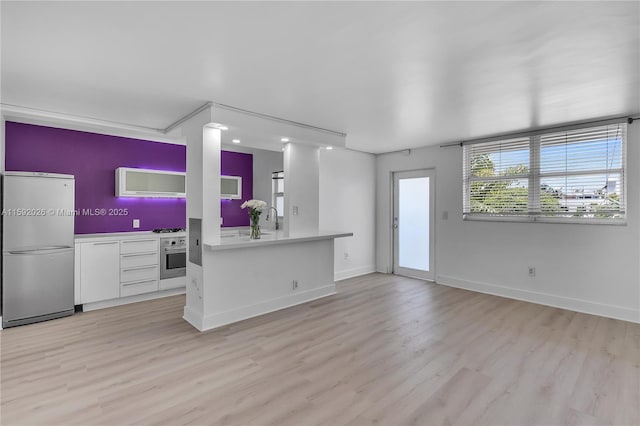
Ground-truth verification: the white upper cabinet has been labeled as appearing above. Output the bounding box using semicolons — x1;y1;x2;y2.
116;167;186;198
220;176;242;199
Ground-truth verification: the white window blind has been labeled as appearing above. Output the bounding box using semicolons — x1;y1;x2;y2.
463;122;626;222
464;136;531;215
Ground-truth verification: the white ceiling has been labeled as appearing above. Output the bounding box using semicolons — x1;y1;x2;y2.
2;1;638;153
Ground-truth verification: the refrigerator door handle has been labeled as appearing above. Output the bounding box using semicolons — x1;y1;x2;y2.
7;246;73;255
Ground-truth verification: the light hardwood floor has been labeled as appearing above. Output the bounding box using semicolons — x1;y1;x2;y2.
1;273;638;426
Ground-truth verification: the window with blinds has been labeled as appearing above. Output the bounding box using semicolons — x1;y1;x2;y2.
463;122;626;222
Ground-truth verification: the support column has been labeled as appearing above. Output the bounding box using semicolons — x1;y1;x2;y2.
181;107;221;329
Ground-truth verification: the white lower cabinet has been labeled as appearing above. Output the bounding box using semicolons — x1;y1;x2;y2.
120;238;158;296
121;279;159;297
79;241;120;303
77;234;183;308
120;252;158;269
121;265;158;284
120;238;158;255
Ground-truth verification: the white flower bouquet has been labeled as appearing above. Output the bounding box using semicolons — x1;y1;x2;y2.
240;199;268;211
241;199;267;239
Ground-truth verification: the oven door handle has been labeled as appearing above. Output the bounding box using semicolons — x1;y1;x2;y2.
164;247;186;253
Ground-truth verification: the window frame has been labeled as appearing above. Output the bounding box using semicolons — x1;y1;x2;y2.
463;123;627;225
271;171;285;221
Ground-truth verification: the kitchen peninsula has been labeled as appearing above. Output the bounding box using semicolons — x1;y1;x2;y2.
183;230;352;331
179;105;351;332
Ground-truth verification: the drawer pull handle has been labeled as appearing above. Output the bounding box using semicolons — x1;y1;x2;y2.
121;266;157;272
122;239;156;244
121;252;157;258
122;280;157;287
93;241;118;245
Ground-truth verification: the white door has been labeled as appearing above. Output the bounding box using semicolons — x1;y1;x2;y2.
393;169;435;281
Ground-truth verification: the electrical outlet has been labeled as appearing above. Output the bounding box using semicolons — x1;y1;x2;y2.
528;267;536;277
133;219;140;228
292;279;298;290
344;252;349;260
292;206;299;216
442;211;449;220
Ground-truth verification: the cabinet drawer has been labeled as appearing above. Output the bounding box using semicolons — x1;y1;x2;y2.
120;239;158;255
120;252;158;269
159;276;186;291
121;265;158;283
120;279;158;297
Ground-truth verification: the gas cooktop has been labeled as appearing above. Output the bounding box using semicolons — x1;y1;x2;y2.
152;228;186;233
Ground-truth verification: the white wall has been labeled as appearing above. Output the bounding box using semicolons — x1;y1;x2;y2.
284;143;320;235
320;148;377;281
376;125;640;323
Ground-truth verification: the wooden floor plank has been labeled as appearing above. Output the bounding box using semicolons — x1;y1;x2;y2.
1;273;638;426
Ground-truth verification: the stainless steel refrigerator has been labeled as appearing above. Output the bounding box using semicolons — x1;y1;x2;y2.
2;172;75;328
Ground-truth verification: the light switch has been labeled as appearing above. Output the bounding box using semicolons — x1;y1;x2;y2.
441;211;449;220
292;206;299;216
133;219;140;228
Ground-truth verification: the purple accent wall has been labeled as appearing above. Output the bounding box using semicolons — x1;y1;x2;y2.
5;122;255;233
221;150;253;227
5;122;187;234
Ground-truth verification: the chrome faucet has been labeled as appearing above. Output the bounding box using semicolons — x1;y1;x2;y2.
266;206;280;230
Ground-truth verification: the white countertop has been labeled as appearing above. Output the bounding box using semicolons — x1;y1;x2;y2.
75;231;186;242
204;230;353;251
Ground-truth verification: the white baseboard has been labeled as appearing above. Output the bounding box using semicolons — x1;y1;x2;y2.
191;284;337;332
335;265;376;282
0;316;3;330
183;305;205;331
82;287;185;312
437;275;639;324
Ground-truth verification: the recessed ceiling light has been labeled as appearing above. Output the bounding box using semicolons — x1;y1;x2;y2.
326;146;333;150
281;138;290;142
232;139;240;144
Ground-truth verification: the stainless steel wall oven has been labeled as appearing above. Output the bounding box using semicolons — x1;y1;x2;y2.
160;237;186;279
